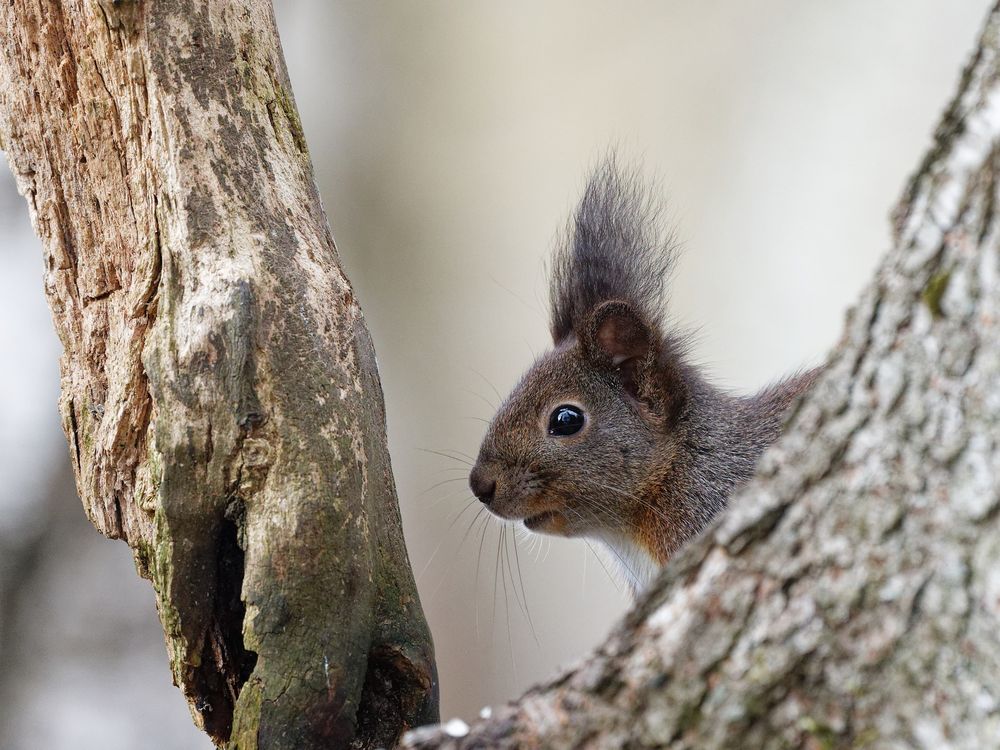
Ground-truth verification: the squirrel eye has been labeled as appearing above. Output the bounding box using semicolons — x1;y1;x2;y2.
547;405;585;437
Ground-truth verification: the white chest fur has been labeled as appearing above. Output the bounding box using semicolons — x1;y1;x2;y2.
592;530;660;596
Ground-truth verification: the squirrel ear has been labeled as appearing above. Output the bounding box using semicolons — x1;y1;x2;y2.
582;301;656;399
586;301;651;363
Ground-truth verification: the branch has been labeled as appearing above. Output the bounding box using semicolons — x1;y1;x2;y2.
0;2;437;748
405;3;1000;748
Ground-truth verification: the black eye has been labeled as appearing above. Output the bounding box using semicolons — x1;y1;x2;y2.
547;405;585;436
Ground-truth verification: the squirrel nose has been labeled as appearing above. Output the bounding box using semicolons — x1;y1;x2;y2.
469;467;496;504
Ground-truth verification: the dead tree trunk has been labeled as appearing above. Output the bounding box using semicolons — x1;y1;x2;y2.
404;5;1000;750
0;2;437;748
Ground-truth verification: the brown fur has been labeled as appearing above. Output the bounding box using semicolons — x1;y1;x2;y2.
469;156;821;592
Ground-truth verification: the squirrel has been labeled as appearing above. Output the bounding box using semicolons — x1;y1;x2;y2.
468;157;820;595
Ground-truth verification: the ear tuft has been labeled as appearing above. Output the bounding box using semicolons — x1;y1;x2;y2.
549;155;678;345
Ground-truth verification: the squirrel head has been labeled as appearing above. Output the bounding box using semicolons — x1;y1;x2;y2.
469;157;690;553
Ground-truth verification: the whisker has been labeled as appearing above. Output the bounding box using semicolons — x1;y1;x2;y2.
421;475;469;495
500;525;517;681
593;537;639;585
458;506;488;550
418;447;474;466
426;489;476;512
501;527;526;622
463;387;498;412
582;539;623;593
510;525;539;645
583;478;674;526
474;516;491;640
487;272;546;321
469;367;504;405
529;531;543;561
492;523;502;641
428;505;488;602
523;337;538;360
428;466;473;477
417;500;479;582
450;448;478;462
558;497;642;585
533;282;548;323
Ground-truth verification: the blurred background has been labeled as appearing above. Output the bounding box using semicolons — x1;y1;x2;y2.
0;2;988;747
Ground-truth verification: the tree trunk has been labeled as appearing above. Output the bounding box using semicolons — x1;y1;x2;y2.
404;5;1000;750
0;2;437;749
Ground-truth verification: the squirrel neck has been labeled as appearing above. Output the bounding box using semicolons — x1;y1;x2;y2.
607;366;819;594
678;375;788;514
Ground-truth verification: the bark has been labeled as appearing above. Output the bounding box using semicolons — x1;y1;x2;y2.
0;3;437;749
404;5;1000;750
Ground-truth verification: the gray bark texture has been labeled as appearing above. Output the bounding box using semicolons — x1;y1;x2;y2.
0;2;437;749
404;6;1000;750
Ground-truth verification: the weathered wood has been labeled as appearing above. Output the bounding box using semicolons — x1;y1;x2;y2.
0;2;437;748
404;4;1000;749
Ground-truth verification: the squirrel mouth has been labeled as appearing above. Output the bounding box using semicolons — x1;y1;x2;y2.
523;510;562;532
